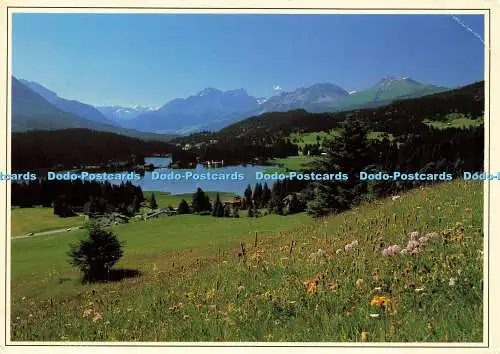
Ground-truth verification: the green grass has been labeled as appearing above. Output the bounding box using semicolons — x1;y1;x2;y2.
289;130;341;148
367;131;395;141
11;180;483;342
423;113;484;130
11;207;86;237
11;191;236;236
265;155;318;173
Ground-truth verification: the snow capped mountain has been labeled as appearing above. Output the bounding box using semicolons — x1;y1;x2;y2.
256;97;269;105
17;75;449;136
97;105;157;122
125;87;260;133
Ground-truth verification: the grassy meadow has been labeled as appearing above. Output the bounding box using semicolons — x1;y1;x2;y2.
11;192;238;237
10;180;484;342
11;207;86;237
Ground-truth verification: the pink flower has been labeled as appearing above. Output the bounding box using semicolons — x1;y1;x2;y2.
406;240;419;251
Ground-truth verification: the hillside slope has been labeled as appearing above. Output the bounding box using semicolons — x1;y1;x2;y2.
11;180;483;342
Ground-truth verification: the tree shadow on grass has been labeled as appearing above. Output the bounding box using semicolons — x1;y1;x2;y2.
81;268;142;284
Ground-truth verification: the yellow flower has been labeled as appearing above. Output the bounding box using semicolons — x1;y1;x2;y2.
304;280;318;295
360;331;369;342
356;278;364;289
206;288;216;301
370;296;391;308
82;308;93;318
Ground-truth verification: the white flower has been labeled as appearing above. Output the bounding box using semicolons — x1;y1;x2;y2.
449;277;457;286
426;232;439;239
369;313;380;318
415;287;425;293
418;236;429;244
392;195;401;201
409;231;419;240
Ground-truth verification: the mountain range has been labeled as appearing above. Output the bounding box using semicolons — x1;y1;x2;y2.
12;78;176;141
12;76;450;137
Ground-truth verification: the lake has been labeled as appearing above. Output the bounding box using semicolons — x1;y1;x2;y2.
111;157;279;195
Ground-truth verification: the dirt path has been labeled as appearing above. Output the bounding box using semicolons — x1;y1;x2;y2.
12;226;84;240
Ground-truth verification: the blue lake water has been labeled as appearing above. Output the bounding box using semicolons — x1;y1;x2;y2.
114;157;279;195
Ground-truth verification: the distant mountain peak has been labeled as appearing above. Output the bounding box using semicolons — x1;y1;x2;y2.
376;76;419;85
197;87;222;96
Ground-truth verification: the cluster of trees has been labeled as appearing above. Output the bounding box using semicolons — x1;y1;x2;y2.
12;179;144;217
195;137;298;165
299;143;322;156
12;128;195;171
277;119;485;217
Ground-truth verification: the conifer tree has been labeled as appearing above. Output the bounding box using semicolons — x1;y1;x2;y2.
150;193;158;210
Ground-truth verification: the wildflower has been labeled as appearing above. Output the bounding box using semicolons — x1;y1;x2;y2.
392;195;401;201
92;312;102;322
415;287;425;293
355;278;364;289
327;281;339;290
449;277;457;286
406;240;419;251
344;240;358;252
370;295;391;308
206;288;216;301
418;236;429;244
310;249;326;261
382;245;401;257
360;331;369;342
304;280;318;295
425;323;435;334
82;308;93;318
235;248;243;258
426;232;439;239
369;313;380;318
409;231;419;241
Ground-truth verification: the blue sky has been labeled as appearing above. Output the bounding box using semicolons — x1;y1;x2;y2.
13;13;485;108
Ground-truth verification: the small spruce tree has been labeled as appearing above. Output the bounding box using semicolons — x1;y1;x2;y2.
150;193;158;210
68;222;124;282
177;199;190;214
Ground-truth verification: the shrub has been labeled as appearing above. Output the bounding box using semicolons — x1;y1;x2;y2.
177;199;190;214
67;223;124;282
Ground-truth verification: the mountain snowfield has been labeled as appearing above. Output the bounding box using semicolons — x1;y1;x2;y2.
13;76;450;136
